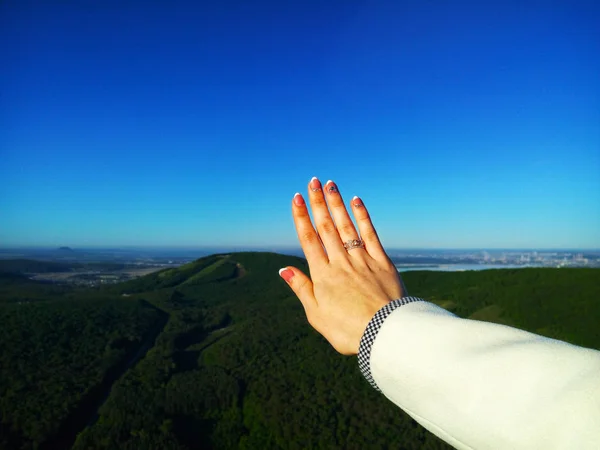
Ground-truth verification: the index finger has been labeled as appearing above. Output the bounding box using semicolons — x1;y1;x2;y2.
292;193;328;268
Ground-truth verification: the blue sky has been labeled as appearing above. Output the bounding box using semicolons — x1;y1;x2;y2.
1;1;599;249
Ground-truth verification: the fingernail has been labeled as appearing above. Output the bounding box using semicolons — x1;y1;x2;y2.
352;196;364;207
293;193;305;206
310;177;321;192
326;180;338;194
279;268;294;282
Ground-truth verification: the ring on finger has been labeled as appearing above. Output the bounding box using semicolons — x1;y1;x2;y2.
343;239;365;251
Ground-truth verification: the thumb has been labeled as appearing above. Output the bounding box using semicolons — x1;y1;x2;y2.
279;266;317;311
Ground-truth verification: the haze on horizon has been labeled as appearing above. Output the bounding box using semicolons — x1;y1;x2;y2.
1;1;599;249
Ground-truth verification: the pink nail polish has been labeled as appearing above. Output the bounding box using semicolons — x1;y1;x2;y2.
293;193;305;206
279;268;294;282
310;177;321;192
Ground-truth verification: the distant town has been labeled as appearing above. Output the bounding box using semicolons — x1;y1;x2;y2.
0;247;598;287
388;249;600;272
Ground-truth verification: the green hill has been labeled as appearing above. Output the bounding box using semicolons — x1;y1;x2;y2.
403;267;600;349
110;255;239;294
1;252;598;450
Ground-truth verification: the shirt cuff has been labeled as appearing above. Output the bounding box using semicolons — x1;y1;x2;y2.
358;296;425;391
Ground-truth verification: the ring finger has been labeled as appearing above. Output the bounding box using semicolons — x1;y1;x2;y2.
322;179;367;258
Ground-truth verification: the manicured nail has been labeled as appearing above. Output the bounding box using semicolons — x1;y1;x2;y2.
310;177;321;192
352;196;364;207
293;193;305;206
326;180;338;194
279;268;294;282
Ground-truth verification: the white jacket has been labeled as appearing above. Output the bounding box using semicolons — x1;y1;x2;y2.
358;298;600;449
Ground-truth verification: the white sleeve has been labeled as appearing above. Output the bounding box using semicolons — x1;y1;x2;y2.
358;299;600;450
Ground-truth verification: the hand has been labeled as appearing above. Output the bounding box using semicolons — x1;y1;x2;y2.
279;177;407;355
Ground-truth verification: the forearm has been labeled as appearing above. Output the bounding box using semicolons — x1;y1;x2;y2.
360;300;600;450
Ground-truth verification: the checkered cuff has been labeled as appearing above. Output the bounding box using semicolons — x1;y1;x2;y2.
358;297;424;391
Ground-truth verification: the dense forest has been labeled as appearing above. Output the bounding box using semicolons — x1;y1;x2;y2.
1;253;598;449
0;293;164;449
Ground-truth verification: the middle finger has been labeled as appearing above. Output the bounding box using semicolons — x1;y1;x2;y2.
308;177;346;259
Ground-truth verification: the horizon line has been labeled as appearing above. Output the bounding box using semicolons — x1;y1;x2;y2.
1;246;599;252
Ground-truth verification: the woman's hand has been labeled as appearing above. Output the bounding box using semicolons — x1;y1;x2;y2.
279;177;406;355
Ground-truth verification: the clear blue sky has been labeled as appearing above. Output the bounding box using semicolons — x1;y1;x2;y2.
1;1;599;249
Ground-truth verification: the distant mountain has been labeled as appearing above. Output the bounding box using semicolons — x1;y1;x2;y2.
57;246;74;252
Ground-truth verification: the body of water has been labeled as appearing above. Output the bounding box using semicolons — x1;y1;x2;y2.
396;264;535;272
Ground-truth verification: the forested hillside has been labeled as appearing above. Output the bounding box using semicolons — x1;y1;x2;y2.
1;253;598;449
0;295;165;449
405;267;600;349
